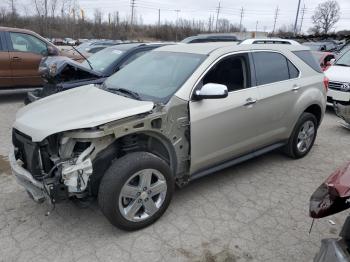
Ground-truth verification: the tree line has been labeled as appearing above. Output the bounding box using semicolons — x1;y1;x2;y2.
0;0;347;41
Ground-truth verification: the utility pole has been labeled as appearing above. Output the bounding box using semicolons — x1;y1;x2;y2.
158;9;160;27
215;1;221;32
239;7;244;32
175;9;180;42
272;6;279;35
293;0;301;36
130;0;136;26
299;4;306;34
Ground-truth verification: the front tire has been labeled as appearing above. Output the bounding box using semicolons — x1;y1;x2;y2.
284;112;318;159
98;152;174;231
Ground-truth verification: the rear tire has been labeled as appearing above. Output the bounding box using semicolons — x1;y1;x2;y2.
284;112;318;159
98;152;174;231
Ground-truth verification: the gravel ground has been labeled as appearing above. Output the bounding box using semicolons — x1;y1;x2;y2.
0;90;349;262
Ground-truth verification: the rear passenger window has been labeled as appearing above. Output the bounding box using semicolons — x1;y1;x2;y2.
253;52;290;85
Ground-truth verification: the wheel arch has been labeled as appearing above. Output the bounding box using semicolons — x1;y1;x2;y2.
90;131;178;196
303;104;323;127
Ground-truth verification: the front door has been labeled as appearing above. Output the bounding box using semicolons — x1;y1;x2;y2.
189;53;261;174
8;32;47;87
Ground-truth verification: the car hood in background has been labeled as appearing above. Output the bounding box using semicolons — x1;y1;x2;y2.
39;56;102;81
325;65;350;83
14;85;154;142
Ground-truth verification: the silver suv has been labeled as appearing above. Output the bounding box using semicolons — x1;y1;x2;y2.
10;42;327;230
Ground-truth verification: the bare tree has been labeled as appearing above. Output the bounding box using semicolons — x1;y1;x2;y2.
50;0;59;18
94;8;102;25
312;0;340;34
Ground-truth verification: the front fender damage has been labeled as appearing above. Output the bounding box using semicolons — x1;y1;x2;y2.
57;96;191;200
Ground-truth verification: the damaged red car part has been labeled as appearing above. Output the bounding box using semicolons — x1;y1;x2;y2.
310;162;350;219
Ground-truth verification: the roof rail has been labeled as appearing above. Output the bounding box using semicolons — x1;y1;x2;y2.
240;38;300;45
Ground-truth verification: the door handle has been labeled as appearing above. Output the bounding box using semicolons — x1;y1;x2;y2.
292;85;300;91
11;57;22;62
244;97;257;106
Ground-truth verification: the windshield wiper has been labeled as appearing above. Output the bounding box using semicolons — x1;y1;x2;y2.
105;86;141;100
335;63;350;67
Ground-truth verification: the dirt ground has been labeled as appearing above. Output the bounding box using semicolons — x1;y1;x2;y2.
0;90;349;262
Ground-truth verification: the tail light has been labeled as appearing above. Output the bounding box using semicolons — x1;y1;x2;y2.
323;76;329;92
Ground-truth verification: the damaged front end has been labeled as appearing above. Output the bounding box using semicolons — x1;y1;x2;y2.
11;95;191;206
11;129;100;204
26;56;103;104
334;102;350;129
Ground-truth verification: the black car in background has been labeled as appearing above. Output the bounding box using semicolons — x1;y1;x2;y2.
181;33;239;43
26;43;170;103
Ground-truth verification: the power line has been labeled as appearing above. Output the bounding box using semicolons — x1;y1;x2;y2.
215;1;221;32
239;7;244;32
272;6;279;34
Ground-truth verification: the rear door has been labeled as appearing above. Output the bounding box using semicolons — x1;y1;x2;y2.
0;32;12;88
7;31;48;87
251;51;301;146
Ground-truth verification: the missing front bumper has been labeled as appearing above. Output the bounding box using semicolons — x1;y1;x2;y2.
9;151;47;203
334;103;350;126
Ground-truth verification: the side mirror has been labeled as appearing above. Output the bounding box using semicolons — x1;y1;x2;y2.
47;45;59;56
194;83;228;100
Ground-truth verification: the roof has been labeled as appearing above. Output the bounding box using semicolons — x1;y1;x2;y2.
156;42;237;55
181;34;238;43
156;41;309;55
106;42;171;52
0;26;54;47
0;26;37;34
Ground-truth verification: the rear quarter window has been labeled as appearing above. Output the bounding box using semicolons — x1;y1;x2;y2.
293;50;323;73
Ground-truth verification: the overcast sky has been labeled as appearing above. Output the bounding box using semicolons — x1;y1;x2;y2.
11;0;350;32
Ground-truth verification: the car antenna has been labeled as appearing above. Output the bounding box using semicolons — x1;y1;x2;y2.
71;45;94;70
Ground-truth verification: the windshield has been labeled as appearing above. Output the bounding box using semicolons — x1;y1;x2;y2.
104;51;205;103
335;50;350;67
82;48;125;72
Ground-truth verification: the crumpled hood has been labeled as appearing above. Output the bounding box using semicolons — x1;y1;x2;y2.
325;65;350;83
14;85;154;142
39;56;102;81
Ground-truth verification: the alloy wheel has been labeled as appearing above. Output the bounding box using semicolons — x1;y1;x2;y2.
118;169;167;222
296;120;315;153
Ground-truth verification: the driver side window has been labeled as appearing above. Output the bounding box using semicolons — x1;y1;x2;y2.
202;53;250;92
10;32;47;55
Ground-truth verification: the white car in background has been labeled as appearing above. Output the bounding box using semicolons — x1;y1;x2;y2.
325;49;350;126
325;49;350;105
